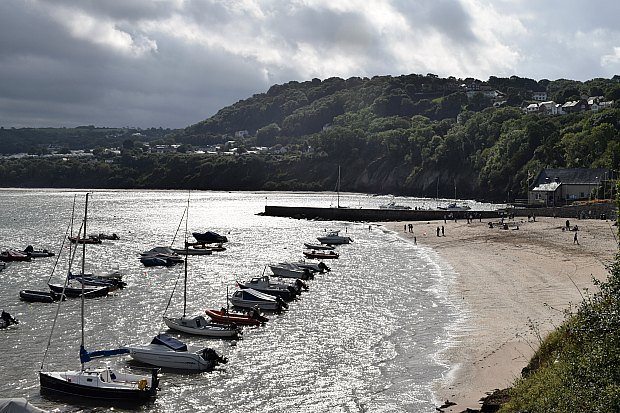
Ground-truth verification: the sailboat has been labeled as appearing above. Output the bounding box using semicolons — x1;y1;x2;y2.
39;194;159;406
48;196;109;298
330;165;348;209
437;181;471;211
163;196;242;339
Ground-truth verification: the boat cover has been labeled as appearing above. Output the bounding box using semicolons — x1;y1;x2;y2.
79;345;129;363
151;334;187;351
0;398;46;413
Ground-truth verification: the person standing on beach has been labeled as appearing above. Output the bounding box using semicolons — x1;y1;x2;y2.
441;226;445;236
436;226;440;237
574;232;579;245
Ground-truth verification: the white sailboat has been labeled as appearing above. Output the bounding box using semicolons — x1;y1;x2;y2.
163;196;242;339
39;194;159;406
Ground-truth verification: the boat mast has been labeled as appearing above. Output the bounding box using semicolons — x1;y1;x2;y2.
337;165;341;208
80;193;88;370
183;194;189;317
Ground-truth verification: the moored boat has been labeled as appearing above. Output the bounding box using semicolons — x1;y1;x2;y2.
229;288;287;311
317;230;353;245
19;289;65;304
204;308;268;326
48;283;109;298
191;231;228;244
23;245;55;258
67;235;102;244
0;249;31;262
303;250;339;259
0;310;18;329
269;263;312;279
236;276;300;301
303;243;335;251
163;315;241;339
123;333;227;371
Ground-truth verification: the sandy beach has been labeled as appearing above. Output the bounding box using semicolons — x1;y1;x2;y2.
386;216;618;412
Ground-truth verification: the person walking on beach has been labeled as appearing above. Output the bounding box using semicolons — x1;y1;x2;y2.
404;224;407;232
441;226;445;236
436;226;440;237
574;232;579;245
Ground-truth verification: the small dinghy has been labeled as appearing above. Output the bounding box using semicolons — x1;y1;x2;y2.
67;235;102;244
0;249;31;262
303;250;339;259
19;290;65;304
48;283;109;298
204;307;268;326
23;245;55;258
303;243;335;251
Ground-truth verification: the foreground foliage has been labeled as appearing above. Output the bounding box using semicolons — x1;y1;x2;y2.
500;250;620;412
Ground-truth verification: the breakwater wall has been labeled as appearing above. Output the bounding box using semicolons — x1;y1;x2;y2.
263;206;498;221
262;203;617;222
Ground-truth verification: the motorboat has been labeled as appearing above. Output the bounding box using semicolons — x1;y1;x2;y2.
67;235;102;244
140;247;183;267
269;263;312;280
0;249;31;262
379;201;411;210
191;231;228;244
303;243;335;251
0;310;18;329
123;334;227;371
20;289;65;304
23;245;55;258
236;276;300;301
303;250;339;259
204;308;268;326
229;288;287;311
437;202;471;211
163;315;241;339
289;260;330;273
317;230;353;245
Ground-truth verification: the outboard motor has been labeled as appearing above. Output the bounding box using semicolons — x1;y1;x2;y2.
318;262;331;272
295;279;309;291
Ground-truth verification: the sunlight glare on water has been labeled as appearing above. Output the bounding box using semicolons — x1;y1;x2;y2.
0;189;468;412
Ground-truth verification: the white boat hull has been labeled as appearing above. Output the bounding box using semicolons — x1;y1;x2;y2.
125;344;215;371
163;316;240;338
269;264;309;279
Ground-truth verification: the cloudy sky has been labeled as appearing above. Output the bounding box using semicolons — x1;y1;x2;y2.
1;0;620;129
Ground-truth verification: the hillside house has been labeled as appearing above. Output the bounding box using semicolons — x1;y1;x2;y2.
562;99;589;114
528;168;609;206
531;91;548;101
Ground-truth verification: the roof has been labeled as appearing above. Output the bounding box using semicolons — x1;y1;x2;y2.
533;168;609;187
532;182;560;192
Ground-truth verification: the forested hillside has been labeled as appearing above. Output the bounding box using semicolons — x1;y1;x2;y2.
2;74;620;201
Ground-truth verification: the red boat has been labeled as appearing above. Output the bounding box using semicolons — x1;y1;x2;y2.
0;249;31;262
303;250;339;259
205;308;268;326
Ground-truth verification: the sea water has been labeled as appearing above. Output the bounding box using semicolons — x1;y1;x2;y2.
0;190;484;412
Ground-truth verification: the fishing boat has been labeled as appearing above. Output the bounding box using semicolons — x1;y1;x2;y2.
0;310;18;329
230;288;287;311
163;196;242;340
204;308;268;326
316;230;353;245
303;250;339;259
19;289;65;304
123;333;227;372
40;194;159;406
0;249;31;262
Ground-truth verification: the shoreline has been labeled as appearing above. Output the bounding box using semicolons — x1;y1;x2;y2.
386;216;618;412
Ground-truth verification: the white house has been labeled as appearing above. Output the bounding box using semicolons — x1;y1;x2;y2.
525;103;540;113
531;91;548;101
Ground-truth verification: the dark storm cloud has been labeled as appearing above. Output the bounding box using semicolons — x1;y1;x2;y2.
1;0;620;128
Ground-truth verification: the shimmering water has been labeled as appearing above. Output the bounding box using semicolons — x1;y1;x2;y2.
0;190;473;412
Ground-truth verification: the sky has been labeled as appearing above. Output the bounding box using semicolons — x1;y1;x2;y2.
1;0;620;129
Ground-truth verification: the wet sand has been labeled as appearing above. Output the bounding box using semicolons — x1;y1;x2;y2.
387;216;618;412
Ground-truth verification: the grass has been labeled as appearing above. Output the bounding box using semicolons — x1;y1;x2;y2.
498;255;620;412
